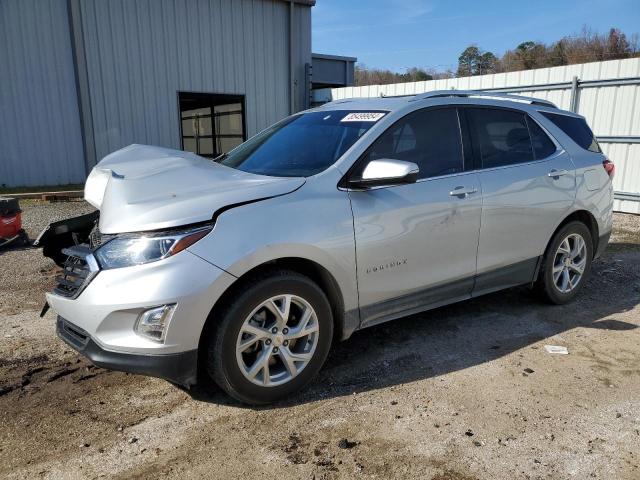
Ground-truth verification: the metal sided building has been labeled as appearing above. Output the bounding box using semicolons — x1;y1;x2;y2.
0;0;317;187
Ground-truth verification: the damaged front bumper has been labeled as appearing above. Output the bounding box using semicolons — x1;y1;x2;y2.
57;316;198;387
38;213;237;387
45;246;235;353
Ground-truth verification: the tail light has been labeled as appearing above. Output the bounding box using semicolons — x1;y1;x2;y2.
603;159;615;179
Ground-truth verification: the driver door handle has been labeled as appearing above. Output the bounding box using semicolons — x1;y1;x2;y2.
449;186;478;198
548;169;569;178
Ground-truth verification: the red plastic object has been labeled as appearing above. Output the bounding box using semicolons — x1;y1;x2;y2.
602;159;615;180
0;212;22;238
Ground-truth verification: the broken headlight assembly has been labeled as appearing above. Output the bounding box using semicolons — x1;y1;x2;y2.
94;225;212;269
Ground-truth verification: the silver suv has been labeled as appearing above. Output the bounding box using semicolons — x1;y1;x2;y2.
39;91;614;404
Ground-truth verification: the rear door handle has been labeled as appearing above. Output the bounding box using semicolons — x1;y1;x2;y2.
449;186;478;198
548;169;569;178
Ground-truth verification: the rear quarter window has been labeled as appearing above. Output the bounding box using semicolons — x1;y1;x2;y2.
526;116;557;159
540;112;601;153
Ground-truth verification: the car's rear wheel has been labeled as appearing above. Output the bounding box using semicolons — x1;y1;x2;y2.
537;221;593;304
206;270;333;405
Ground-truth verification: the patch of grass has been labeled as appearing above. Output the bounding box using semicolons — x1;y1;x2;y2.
0;184;84;195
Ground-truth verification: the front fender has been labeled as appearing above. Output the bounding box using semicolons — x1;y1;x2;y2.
187;187;359;314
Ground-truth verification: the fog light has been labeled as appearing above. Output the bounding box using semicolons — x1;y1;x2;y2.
135;304;176;342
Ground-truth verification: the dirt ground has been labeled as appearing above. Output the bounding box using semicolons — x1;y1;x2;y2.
1;200;639;480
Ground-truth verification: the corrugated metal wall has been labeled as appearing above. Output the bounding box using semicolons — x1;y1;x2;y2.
315;58;640;214
1;0;312;187
292;2;312;110
0;0;86;187
80;0;307;166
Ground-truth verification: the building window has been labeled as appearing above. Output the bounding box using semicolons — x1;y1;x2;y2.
179;92;246;158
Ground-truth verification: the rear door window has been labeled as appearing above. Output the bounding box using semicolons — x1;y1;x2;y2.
362;107;464;179
466;108;534;169
540;112;601;153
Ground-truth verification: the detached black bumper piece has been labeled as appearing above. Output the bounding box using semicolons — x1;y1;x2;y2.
56;316;198;388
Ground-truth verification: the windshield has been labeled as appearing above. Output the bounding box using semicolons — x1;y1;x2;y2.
217;110;387;177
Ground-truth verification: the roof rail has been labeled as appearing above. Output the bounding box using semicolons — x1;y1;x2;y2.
379;92;415;98
418;90;557;108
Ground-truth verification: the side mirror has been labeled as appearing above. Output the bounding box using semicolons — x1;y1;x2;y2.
348;159;419;189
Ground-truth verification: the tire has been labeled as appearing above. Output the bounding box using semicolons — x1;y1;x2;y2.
205;270;333;405
536;221;593;305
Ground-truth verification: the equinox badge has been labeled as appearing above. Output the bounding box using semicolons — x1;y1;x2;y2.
366;258;408;274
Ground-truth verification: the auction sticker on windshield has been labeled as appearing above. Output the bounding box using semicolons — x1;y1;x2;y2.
341;112;386;122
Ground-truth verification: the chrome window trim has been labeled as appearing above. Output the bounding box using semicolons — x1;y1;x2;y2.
466;150;566;175
339;169;478;192
339;148;568;192
339;103;573;191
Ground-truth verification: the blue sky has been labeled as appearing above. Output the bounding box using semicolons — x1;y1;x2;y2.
312;0;640;72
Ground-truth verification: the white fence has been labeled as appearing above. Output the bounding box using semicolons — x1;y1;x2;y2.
313;58;640;214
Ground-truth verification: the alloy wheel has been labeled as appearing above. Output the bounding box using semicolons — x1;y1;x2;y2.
235;294;319;387
552;233;587;294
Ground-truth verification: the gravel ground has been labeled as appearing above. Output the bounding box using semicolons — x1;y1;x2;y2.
0;200;94;315
0;201;639;479
610;211;640;247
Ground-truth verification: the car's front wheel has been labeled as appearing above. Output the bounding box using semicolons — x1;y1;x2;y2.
206;270;333;405
537;221;593;304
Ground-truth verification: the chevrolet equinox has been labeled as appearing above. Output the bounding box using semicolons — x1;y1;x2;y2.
38;91;614;404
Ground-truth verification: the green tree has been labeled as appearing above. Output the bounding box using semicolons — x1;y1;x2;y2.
457;46;480;76
548;39;568;66
605;28;631;58
457;46;499;76
477;52;499;74
515;41;536;69
399;67;434;82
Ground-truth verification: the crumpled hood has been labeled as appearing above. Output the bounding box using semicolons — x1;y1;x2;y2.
85;144;305;234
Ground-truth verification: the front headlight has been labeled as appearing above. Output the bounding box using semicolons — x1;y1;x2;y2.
94;225;212;269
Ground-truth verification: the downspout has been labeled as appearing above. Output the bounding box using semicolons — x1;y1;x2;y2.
289;0;295;114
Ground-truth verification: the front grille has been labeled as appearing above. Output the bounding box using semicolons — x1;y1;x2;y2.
53;245;99;299
57;317;90;350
